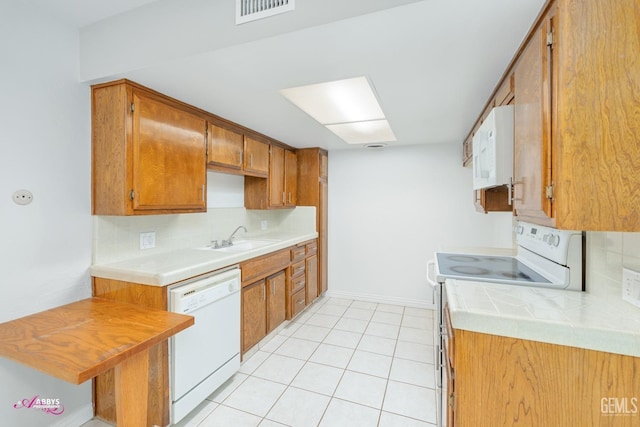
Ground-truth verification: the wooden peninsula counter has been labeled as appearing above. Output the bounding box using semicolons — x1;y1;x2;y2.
0;297;193;426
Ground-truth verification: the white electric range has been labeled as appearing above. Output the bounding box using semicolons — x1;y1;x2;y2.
427;221;585;427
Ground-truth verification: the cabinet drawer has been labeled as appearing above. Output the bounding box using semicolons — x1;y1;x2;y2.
291;245;306;262
290;288;306;318
241;249;290;285
291;274;306;294
306;241;317;256
290;260;306;278
444;303;455;366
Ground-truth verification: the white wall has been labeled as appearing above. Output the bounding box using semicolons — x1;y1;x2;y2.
327;143;513;307
0;3;93;426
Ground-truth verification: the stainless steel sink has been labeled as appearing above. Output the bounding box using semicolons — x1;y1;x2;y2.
201;239;277;252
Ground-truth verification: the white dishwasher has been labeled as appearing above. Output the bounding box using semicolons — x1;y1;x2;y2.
169;266;241;424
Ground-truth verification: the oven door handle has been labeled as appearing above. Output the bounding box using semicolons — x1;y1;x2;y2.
427;259;438;289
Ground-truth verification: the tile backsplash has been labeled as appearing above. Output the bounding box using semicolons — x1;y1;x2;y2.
586;231;640;300
92;207;316;264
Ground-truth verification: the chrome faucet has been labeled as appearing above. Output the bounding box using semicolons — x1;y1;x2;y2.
222;226;247;247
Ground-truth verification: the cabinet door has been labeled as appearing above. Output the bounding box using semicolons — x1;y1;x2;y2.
306;254;318;304
319;178;328;295
244;137;269;177
267;271;286;333
513;9;555;226
284;149;297;206
132;90;206;212
269;145;285;207
207;123;243;171
242;280;266;353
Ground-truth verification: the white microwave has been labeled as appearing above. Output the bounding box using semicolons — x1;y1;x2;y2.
472;105;514;190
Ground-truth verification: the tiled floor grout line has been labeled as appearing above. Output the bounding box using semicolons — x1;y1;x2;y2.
197;297;436;427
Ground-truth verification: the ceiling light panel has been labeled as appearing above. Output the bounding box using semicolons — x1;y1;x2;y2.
325;119;396;144
281;76;397;145
281;76;385;125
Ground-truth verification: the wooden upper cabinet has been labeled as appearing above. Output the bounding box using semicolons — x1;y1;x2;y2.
509;0;640;230
243;136;269;177
513;6;555;227
206;127;271;178
268;145;297;208
551;0;640;231
245;145;297;209
269;145;286;207
92;80;207;215
207;123;243;171
284;149;297;206
495;74;514;107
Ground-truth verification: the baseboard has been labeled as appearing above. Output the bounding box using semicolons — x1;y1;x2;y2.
324;289;435;310
49;403;94;427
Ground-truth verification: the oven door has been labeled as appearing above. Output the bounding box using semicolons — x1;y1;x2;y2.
427;259;444;427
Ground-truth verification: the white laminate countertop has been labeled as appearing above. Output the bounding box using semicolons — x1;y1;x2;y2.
90;232;318;287
445;279;640;357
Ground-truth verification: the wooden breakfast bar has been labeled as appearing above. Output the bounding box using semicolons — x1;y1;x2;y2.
0;297;194;426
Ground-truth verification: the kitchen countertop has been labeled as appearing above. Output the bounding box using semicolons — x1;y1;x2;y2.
90;231;318;286
445;279;640;357
0;297;193;425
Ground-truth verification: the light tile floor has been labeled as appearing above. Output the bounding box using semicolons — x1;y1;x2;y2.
83;296;437;427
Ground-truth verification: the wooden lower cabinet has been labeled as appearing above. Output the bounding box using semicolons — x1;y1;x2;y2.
452;328;640;426
241;272;288;354
267;271;286;332
306;253;318;304
240;249;290;354
241;280;267;354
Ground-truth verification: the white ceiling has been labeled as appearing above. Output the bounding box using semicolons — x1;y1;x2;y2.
33;0;546;151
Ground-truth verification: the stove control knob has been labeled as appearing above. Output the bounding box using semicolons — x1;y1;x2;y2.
545;234;560;247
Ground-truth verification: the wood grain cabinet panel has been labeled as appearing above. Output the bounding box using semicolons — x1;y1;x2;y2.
92;278;171;427
207;123;243;171
267;271;286;333
453;328;640;427
297;149;328;297
243;136;269;177
245;145;296;209
474;186;512;214
466;0;640;231
92;80;207;215
305;253;318;304
512;0;640;230
513;6;554;226
241;280;266;354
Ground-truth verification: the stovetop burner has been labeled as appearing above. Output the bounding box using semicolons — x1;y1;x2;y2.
436;253;550;284
450;266;490;275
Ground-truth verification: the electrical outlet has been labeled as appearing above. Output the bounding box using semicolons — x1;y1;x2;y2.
261;220;268;231
139;231;156;250
12;189;33;205
622;267;640;308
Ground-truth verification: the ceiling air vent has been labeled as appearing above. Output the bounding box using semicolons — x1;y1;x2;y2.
236;0;295;24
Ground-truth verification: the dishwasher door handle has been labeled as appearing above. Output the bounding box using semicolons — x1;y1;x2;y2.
170;268;241;313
